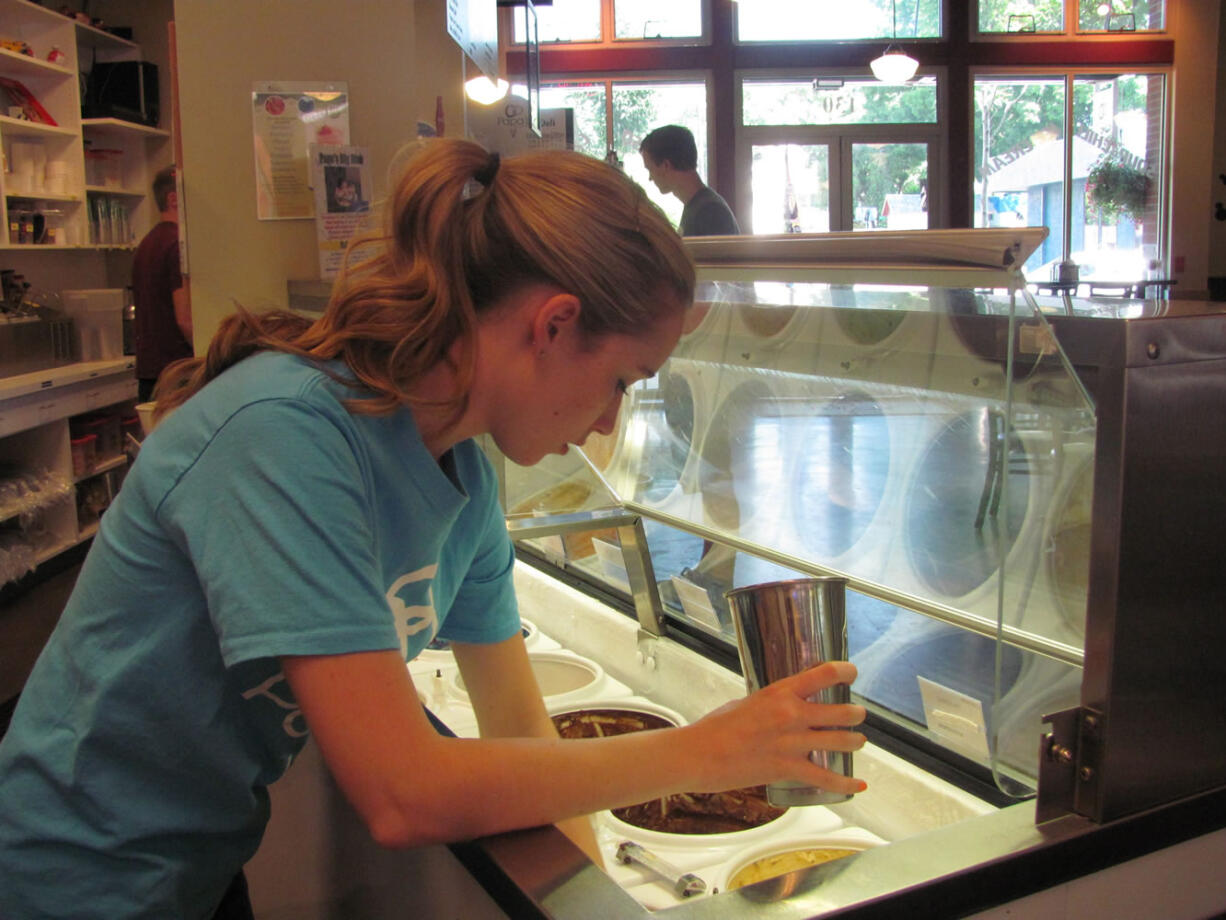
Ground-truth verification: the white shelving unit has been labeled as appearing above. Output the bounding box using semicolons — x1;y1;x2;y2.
0;0;84;249
75;18;168;249
0;357;136;585
0;2;168;582
0;0;168;251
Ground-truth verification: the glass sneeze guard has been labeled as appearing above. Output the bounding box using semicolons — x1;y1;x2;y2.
504;228;1083;790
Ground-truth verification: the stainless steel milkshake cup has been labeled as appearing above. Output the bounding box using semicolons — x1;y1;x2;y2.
725;577;854;807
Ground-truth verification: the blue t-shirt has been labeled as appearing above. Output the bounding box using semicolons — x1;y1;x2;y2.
0;352;519;919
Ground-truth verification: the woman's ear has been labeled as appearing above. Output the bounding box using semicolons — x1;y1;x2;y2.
531;291;581;350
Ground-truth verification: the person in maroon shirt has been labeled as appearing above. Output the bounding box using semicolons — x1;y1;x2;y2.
132;164;192;402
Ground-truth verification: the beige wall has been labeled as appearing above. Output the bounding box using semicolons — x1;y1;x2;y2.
172;0;463;349
1168;0;1223;297
415;0;469;143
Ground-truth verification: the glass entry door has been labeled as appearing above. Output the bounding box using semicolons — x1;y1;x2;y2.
748;137;932;233
849;140;930;232
750;143;831;233
739;75;940;233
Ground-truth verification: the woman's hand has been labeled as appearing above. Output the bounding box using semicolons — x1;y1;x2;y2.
681;661;867;796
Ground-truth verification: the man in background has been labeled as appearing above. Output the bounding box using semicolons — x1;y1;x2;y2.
132;164;191;403
639;125;740;236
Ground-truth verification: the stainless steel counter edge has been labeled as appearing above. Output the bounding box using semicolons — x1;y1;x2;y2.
448;784;1226;919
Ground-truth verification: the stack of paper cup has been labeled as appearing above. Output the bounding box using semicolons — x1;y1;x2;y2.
30;145;46;193
9;141;37;194
45;159;69;195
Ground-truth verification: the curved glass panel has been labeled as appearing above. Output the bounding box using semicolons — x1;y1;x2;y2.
512;230;1112;784
597;232;1095;644
903;409;1031;598
698;378;780;533
793;390;890;559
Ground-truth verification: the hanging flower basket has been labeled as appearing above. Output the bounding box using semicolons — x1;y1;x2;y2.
1086;156;1150;222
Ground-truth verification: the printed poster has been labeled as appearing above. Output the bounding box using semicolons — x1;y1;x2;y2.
252;81;350;220
311;145;373;281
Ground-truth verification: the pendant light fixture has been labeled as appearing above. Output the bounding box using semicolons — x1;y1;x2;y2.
870;0;919;84
464;75;510;105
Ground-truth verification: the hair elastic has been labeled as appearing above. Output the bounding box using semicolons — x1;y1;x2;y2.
474;152;501;187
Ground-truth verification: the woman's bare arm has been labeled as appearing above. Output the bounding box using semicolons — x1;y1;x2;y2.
281;645;865;850
450;635;603;864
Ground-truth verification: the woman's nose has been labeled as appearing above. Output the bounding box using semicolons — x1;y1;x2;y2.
591;394;623;436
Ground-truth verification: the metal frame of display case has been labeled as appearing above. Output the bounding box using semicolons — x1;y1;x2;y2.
1031;308;1226;823
475;230;1226;917
507;509;667;637
450;786;1226;919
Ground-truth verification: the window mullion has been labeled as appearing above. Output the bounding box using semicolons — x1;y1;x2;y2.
1063;73;1074;261
605;79;616;157
602;0;615;43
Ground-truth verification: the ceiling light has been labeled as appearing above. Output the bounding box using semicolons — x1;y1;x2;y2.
871;47;919;83
871;0;918;84
464;76;510;105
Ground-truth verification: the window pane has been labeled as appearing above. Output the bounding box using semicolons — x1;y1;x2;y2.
751;144;830;234
614;0;702;39
978;0;1064;34
853;143;928;231
973;78;1067;275
1078;0;1165;32
743;78;937;126
612;82;708;230
514;0;601;43
974;74;1166;283
1075;74;1165;282
540;83;607;158
737;0;941;41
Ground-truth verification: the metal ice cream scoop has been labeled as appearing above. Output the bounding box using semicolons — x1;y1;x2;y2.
616;841;707;898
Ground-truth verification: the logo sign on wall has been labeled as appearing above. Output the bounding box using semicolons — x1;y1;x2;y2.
467;96;574;155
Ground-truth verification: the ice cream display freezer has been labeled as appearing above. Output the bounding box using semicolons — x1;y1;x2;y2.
470;229;1226;918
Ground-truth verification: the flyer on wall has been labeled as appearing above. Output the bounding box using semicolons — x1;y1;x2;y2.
252;81;350;220
310;144;374;281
